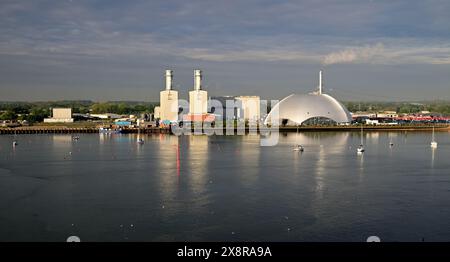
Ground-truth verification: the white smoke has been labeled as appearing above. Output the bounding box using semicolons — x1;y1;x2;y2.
323;43;384;65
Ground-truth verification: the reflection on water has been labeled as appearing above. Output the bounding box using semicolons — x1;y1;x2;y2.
238;136;260;187
431;147;436;169
0;131;449;241
187;136;209;194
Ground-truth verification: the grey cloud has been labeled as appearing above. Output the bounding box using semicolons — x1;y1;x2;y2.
1;0;450;101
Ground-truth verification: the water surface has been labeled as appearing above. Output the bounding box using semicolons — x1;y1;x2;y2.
0;131;449;241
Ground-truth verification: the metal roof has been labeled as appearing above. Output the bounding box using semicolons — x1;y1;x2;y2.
264;93;352;125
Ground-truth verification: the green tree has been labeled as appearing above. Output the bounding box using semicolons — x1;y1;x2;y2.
0;110;18;120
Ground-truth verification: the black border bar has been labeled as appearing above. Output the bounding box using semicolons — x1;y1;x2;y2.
2;242;450;260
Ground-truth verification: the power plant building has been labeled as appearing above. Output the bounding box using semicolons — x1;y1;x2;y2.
189;69;208;115
159;70;179;122
209;96;237;121
235;96;261;122
264;71;352;126
183;69;213;122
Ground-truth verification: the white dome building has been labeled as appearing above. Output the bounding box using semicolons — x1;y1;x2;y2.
264;71;352;126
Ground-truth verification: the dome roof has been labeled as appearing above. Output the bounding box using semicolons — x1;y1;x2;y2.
264;93;352;125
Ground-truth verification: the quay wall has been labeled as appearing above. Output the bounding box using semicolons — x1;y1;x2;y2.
1;124;448;135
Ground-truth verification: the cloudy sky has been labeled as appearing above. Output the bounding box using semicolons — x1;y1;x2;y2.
0;0;449;101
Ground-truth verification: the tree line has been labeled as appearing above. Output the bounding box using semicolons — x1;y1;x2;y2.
343;101;450;115
1;100;450;123
0;101;158;122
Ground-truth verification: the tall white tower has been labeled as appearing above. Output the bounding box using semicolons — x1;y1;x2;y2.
318;70;323;95
189;69;208;115
159;69;179;122
165;69;173;90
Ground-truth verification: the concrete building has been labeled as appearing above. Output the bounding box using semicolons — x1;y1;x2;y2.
264;70;351;126
376;111;398;118
154;106;161;119
159;70;179;122
44;108;74;123
189;69;208;115
209;96;238;121
235;96;261;122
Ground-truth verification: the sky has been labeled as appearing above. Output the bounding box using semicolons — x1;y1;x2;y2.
0;0;449;102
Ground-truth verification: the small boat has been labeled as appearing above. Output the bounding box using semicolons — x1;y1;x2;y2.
13;131;18;147
136;128;144;144
388;133;394;147
357;125;365;154
357;144;365;153
293;144;304;152
72;135;80;141
99;127;122;134
292;126;304;152
431;126;438;148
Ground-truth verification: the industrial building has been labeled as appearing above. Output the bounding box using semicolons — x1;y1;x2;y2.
44;108;74;123
154;106;161;119
183;69;212;123
159;70;179;122
189;69;208;115
153;69;265;125
209;96;238;121
208;96;261;124
264;71;352;126
235;96;261;123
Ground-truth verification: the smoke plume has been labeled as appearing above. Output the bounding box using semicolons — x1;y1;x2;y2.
323;43;384;65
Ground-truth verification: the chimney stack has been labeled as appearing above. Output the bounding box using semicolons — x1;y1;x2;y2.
194;69;202;91
319;70;323;95
165;70;173;90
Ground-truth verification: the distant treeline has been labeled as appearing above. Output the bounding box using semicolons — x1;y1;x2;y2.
1;100;450;123
343;101;450;115
0;101;158;122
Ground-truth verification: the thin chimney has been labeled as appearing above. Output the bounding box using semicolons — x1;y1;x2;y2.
165;70;173;90
319;70;323;95
194;69;202;91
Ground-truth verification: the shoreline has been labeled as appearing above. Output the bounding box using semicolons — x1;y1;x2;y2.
276;125;450;132
0;124;449;135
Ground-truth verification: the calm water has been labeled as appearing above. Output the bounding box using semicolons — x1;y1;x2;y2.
0;131;449;242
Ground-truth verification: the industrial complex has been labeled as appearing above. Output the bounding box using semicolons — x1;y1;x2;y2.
1;69;449;131
153;69;263;127
149;69;352;128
